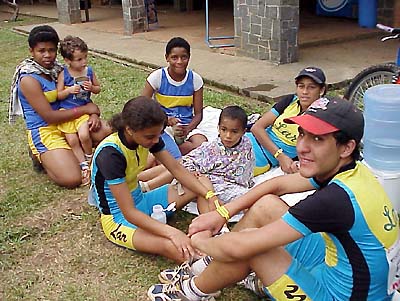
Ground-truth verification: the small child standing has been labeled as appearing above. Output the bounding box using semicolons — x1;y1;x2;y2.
57;36;101;185
142;37;207;156
138;105;255;216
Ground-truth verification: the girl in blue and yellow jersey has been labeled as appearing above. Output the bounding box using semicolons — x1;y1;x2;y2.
142;37;207;157
91;96;221;263
247;67;327;176
15;25;108;188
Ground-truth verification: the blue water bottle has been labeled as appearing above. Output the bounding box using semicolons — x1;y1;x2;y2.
358;0;377;28
363;84;400;172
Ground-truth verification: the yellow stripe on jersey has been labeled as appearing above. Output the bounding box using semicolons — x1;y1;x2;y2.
155;92;193;108
266;274;313;301
253;164;271;177
101;133;149;191
270;100;300;146
322;232;338;267
44;89;58;103
335;162;399;248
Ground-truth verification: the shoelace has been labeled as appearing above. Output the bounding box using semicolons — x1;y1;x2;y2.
161;281;214;301
162;281;182;294
168;261;192;282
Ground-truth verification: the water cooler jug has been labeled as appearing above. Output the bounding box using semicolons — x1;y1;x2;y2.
363;84;400;211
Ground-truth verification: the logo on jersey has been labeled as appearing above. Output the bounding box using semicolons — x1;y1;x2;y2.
284;284;307;300
110;223;128;242
383;205;398;231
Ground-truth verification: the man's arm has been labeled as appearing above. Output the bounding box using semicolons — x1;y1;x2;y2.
191;219;302;262
225;173;312;217
188;173;313;236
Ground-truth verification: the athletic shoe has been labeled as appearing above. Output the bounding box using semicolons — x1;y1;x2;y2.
147;278;216;301
158;261;194;284
237;272;266;298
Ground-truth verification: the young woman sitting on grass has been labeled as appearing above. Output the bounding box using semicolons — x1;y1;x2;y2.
13;25;110;188
90;96;222;263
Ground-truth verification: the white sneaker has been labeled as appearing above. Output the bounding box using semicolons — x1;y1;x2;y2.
237;272;266;298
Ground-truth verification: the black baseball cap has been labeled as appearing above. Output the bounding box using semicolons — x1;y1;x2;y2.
295;67;326;84
284;97;364;143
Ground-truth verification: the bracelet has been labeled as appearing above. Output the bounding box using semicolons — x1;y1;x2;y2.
205;190;216;200
273;148;283;158
214;199;230;221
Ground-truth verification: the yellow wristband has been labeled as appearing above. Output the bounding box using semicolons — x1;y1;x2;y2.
274;148;283;158
214;199;230;221
205;190;216;200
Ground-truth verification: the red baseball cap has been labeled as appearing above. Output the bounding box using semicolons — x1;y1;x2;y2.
284;97;364;142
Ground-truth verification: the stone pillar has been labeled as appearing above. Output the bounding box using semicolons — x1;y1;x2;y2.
234;0;299;64
56;0;81;24
122;0;146;35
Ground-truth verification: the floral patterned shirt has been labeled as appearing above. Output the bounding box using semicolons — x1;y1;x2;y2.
182;136;255;188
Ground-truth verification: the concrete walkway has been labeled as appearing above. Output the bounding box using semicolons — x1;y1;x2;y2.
6;4;399;101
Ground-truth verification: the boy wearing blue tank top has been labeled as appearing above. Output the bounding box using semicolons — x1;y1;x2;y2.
142;37;207;157
57;36;102;185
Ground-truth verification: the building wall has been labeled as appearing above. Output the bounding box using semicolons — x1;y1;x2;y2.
233;0;299;64
395;0;400;27
377;0;395;26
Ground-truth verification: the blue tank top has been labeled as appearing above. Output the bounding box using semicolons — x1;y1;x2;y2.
60;66;93;109
18;73;59;129
155;68;194;125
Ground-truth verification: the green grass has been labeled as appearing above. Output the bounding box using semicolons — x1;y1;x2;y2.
0;14;270;301
0;12;350;301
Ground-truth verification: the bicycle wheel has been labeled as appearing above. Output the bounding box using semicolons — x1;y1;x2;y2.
344;63;397;110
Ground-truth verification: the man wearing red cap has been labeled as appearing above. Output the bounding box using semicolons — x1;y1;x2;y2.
148;97;400;301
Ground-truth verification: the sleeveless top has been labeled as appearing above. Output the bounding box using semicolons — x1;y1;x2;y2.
59;66;94;109
155;68;194;125
18;73;58;129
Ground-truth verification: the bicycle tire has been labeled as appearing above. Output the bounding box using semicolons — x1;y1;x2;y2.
344;63;397;110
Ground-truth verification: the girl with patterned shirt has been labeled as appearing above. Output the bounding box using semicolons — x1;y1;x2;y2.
138;105;254;215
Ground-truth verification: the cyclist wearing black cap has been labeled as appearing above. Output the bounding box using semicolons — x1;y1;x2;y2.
247;66;327;176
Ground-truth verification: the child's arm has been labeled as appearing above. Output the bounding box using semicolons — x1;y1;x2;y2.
185;87;204;134
82;71;101;94
57;71;80;100
252;111;297;173
142;81;155;98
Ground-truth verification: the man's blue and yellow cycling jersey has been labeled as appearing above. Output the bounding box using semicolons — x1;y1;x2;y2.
283;162;400;300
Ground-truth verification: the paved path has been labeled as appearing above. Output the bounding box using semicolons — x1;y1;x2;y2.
9;4;398;101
